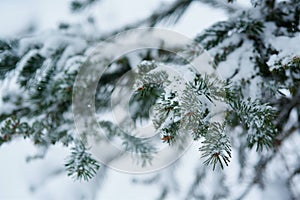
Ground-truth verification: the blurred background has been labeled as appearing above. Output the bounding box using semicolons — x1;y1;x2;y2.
0;1;273;200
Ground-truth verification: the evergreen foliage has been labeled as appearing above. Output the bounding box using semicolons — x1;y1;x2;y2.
65;142;100;181
1;0;300;199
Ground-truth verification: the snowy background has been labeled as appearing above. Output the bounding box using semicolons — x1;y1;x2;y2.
0;0;271;200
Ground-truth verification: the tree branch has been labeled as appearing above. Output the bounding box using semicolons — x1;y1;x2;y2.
275;89;300;129
236;124;298;200
196;0;244;14
98;0;243;41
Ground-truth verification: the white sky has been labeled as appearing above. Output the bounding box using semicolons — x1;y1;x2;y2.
0;0;232;38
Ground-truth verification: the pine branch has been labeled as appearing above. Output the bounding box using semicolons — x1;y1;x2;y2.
196;15;264;50
200;123;231;170
0;117;51;146
213;40;243;65
18;52;45;88
65;142;100;181
0;117;29;145
190;73;227;101
196;0;243;14
98;0;193;40
98;0;244;42
147;0;194;26
228;98;278;151
0;41;19;79
99;121;157;166
70;0;100;12
122;134;157;167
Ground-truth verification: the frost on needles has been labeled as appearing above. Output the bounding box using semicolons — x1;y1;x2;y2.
0;2;300;193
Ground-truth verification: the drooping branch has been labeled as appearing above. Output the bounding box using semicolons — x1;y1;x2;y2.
99;0;243;40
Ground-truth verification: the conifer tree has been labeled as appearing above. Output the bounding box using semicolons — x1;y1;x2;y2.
1;0;300;199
